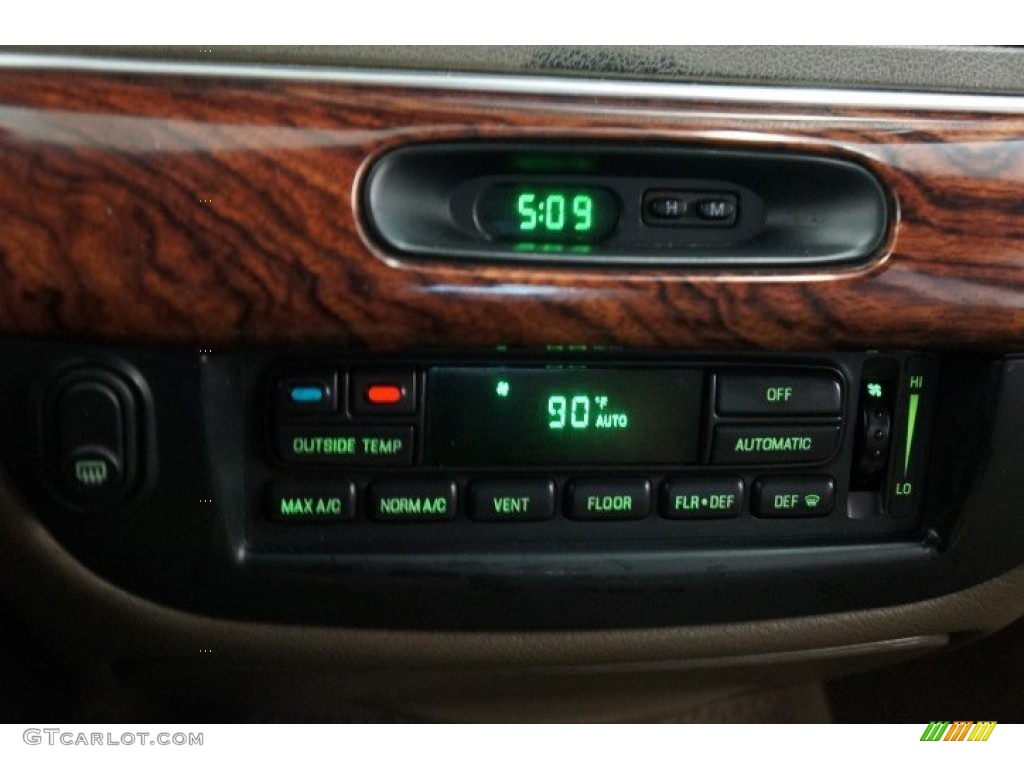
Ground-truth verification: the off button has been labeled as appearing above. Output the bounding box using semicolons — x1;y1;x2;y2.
567;479;651;521
717;372;842;416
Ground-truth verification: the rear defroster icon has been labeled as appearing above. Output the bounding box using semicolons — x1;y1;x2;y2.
74;458;109;487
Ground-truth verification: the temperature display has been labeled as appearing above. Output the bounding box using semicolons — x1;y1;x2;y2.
475;184;620;243
425;367;702;466
546;393;629;431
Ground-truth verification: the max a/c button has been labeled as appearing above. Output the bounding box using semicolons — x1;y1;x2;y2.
269;482;356;523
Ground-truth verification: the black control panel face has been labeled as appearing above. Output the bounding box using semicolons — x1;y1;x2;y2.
250;352;934;557
7;341;1019;630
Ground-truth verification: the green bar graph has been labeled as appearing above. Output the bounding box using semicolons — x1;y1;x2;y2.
904;392;919;476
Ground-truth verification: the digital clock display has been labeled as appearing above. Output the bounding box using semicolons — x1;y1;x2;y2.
424;367;702;466
475;184;620;243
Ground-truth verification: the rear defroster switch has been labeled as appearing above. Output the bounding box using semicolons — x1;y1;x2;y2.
41;365;147;508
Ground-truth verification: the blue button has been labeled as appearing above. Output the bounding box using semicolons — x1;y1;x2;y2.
278;372;338;414
290;386;325;404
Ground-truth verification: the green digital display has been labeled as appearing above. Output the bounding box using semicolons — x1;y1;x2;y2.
424;367;702;466
476;184;619;243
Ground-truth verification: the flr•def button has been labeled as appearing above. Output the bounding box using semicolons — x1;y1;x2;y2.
661;477;743;519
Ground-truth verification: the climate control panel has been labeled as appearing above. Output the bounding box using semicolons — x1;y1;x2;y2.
246;351;935;557
4;340;1013;630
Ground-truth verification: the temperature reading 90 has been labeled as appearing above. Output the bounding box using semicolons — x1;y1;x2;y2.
547;394;629;431
425;367;702;466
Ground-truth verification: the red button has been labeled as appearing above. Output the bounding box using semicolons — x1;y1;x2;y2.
365;384;404;405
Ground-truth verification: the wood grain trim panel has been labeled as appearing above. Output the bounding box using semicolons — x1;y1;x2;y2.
0;68;1022;351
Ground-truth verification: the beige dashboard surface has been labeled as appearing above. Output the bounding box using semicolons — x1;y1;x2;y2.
2;471;1021;675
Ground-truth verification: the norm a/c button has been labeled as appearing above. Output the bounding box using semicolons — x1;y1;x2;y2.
368;479;457;522
567;479;651;521
717;372;842;416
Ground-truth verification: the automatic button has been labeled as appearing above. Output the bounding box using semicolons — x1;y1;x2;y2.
717;372;842;416
567;479;650;521
754;476;835;517
711;424;840;465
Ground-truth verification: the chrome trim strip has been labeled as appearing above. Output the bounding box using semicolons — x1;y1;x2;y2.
1;52;1024;114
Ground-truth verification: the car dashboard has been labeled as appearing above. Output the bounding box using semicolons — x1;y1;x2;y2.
0;46;1023;723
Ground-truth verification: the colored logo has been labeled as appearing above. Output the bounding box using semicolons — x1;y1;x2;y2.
920;721;997;742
